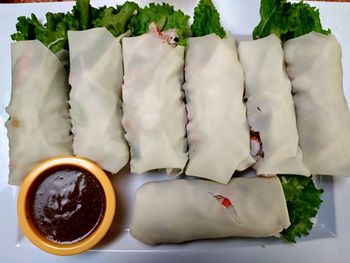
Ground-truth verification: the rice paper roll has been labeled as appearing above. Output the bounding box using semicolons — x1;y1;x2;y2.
122;33;188;174
131;176;290;245
238;34;309;177
6;40;73;185
68;28;129;173
184;33;254;184
284;32;350;176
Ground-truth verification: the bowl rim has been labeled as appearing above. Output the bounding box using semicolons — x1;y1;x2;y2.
17;156;116;256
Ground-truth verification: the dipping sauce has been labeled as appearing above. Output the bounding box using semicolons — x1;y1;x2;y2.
28;167;106;244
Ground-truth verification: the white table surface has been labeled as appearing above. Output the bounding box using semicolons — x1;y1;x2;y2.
1;1;350;262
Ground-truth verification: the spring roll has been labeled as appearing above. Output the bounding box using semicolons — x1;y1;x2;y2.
184;33;254;184
68;28;129;173
6;40;73;185
284;32;350;176
238;34;309;177
122;32;188;174
131;177;290;245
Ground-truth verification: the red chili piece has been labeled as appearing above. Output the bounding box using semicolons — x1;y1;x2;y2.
221;197;232;208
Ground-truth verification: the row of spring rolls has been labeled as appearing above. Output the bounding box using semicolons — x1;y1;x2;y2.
6;28;350;185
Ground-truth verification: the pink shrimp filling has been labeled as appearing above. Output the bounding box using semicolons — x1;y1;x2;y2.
250;130;264;158
149;22;179;46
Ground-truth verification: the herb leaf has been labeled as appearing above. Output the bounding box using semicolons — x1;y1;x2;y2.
191;0;225;38
93;2;139;37
253;0;330;41
279;175;323;242
11;0;137;52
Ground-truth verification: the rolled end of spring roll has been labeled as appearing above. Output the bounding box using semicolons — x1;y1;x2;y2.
238;34;309;177
130;177;290;245
6;40;73;185
121;33;188;175
184;33;255;184
284;32;350;176
68;28;130;174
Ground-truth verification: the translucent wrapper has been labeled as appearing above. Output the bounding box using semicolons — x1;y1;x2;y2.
6;40;73;185
122;33;188;174
68;28;129;173
238;34;309;177
184;34;254;184
284;32;350;176
130;177;290;245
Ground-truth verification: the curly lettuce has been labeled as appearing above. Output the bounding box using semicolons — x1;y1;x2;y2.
253;0;330;41
93;2;139;37
11;0;138;53
191;0;225;38
11;13;71;53
279;175;323;243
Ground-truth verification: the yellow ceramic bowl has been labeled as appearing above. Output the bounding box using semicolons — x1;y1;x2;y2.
17;156;116;256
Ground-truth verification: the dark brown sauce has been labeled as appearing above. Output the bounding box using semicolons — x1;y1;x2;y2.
28;167;106;244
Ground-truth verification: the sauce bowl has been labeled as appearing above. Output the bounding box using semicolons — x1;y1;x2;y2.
17;156;116;256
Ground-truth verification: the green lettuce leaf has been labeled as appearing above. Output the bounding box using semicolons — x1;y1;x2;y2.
37;13;70;53
129;3;190;45
11;13;68;53
11;0;138;53
72;0;106;30
253;0;330;41
72;0;90;30
11;15;39;41
279;175;323;242
191;0;225;38
93;2;139;37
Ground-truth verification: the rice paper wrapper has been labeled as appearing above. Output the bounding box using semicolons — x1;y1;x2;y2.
238;34;309;177
6;40;73;185
68;28;129;173
284;32;350;176
184;34;254;184
130;176;290;245
121;33;188;175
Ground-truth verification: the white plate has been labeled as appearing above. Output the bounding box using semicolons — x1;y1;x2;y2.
0;1;350;262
